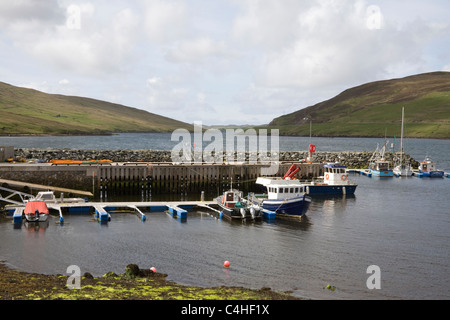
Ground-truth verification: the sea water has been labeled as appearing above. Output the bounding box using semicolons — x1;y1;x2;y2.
0;134;448;299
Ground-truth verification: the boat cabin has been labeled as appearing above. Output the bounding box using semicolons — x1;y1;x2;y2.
419;157;436;172
369;160;390;171
221;190;245;208
34;191;57;202
256;177;305;200
323;163;348;184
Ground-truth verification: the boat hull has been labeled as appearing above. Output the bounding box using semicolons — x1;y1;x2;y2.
305;184;357;195
369;169;393;177
419;170;444;178
259;195;311;217
24;214;49;222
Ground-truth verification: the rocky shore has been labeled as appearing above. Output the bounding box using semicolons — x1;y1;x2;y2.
0;262;297;300
13;148;419;169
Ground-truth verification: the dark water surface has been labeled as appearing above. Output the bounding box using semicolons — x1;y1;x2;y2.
0;134;448;299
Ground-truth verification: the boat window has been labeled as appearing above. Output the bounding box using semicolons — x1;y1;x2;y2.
290;188;294;193
300;187;303;193
295;187;299;193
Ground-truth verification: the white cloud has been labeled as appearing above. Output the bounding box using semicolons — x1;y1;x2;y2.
141;0;188;43
0;0;449;125
2;3;140;77
229;0;450;122
165;37;229;63
0;0;63;26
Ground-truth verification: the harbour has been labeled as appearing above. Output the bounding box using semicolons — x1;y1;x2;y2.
0;134;448;300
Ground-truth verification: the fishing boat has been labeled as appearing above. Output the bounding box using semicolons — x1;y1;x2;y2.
303;162;357;195
216;189;262;220
393;107;413;177
368;141;393;177
23;201;49;222
418;156;444;177
250;165;311;217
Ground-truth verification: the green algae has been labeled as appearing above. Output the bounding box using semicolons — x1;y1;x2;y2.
0;263;299;300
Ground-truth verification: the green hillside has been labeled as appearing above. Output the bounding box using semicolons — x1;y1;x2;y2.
0;82;192;135
269;72;450;138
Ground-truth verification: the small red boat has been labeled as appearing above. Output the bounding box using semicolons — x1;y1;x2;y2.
24;201;49;222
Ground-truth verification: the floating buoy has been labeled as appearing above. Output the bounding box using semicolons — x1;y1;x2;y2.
150;267;156;273
326;284;336;291
224;261;230;268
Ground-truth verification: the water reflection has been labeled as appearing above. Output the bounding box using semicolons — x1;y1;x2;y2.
23;220;50;231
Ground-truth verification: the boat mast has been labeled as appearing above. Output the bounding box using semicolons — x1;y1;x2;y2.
400;106;404;166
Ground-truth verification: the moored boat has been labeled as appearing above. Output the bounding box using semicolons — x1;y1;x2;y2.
418;156;444;177
31;191;87;204
251;175;311;218
303;162;357;195
216;189;262;220
368;141;393;177
24;201;49;222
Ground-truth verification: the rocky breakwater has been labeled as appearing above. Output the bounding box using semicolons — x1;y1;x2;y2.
14;148;172;163
13;148;418;169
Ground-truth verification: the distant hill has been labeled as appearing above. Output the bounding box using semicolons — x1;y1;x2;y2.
269;72;450;138
0;82;192;135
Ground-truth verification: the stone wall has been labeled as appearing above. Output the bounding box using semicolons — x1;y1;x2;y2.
13;148;418;169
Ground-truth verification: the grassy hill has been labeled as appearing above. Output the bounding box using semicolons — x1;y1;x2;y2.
0;82;192;135
268;72;450;138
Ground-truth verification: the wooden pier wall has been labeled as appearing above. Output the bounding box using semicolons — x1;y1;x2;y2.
0;162;322;196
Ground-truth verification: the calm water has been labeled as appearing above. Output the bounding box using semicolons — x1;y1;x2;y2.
0;134;449;300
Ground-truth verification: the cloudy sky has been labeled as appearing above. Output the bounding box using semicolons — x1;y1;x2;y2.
1;0;449;126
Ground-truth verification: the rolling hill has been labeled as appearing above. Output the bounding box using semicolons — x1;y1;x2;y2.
0;82;192;135
268;72;450;138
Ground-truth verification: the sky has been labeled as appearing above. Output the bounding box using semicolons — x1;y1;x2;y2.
1;0;449;126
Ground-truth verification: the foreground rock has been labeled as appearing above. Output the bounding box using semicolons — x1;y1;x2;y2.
0;263;298;300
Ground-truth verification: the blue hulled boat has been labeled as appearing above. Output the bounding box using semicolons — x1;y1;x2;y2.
251;176;311;218
368;141;393;177
303;162;357;195
418;156;444;177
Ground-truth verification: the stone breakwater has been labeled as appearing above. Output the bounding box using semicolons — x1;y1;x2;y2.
13;148;419;169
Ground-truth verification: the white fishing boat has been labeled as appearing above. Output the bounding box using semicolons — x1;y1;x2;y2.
250;165;311;218
251;177;311;217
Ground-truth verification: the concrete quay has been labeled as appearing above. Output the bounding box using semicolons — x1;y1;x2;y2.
0;162;323;195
